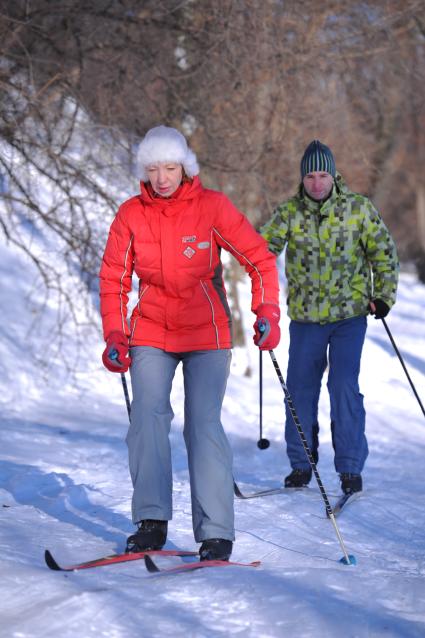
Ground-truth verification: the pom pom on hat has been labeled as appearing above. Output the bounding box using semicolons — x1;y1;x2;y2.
300;140;335;178
137;125;199;181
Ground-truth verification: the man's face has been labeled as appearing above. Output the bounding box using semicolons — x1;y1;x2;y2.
302;171;334;201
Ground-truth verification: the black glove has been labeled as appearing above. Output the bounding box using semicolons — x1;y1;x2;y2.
369;299;390;319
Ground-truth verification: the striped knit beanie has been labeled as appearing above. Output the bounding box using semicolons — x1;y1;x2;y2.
300;140;335;178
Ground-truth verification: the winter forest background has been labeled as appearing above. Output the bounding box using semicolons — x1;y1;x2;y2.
1;2;425;637
1;0;425;357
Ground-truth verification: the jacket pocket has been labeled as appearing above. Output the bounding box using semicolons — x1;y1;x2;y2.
130;283;150;340
349;270;370;299
200;280;220;346
136;283;150;313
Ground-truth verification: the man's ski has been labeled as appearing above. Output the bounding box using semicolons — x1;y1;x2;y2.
144;554;260;575
327;491;362;517
233;481;306;500
44;548;197;572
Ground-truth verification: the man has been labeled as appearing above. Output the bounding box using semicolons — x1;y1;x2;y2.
261;140;399;494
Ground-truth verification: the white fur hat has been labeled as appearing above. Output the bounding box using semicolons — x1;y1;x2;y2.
137;125;199;181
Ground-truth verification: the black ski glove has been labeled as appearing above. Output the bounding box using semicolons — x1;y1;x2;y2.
369;299;390;319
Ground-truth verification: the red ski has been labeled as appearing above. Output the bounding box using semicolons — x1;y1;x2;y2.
233;481;304;499
144;554;261;574
44;548;197;572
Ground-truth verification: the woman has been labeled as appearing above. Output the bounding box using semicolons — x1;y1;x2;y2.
99;125;280;561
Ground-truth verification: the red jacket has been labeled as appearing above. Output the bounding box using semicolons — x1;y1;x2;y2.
99;177;279;352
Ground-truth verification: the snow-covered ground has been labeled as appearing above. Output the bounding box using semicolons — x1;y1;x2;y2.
1;235;425;638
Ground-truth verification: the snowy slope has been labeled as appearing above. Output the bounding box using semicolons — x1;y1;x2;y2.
1;237;425;638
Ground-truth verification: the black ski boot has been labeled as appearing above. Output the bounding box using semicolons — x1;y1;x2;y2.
125;519;168;553
340;473;362;495
284;468;312;488
199;538;233;562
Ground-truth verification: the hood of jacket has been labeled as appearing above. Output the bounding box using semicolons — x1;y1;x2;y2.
139;176;204;216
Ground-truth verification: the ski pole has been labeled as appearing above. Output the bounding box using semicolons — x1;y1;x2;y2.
120;373;131;420
381;318;425;419
257;350;270;449
109;348;132;421
267;349;356;565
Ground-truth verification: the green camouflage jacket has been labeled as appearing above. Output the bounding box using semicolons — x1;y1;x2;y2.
260;174;399;323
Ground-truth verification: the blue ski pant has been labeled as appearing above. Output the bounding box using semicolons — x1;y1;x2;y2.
127;346;234;542
285;316;368;474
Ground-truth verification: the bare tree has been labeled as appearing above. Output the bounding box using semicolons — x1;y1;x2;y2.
1;0;424;368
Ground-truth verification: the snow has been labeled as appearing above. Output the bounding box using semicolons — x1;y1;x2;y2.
1;233;425;638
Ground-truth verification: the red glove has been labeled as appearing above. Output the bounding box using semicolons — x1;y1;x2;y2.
253;303;281;350
102;331;131;373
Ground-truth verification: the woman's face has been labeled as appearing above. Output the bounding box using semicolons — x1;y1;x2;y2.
147;163;183;197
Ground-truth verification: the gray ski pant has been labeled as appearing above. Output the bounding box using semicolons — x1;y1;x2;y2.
127;346;234;542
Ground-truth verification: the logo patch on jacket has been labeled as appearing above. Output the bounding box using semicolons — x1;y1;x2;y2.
197;241;210;249
183;246;196;259
182;235;196;243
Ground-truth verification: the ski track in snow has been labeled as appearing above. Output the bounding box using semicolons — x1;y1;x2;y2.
1;240;425;638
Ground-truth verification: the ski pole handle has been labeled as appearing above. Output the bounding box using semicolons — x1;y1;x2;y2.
108;347;122;367
257;318;271;347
